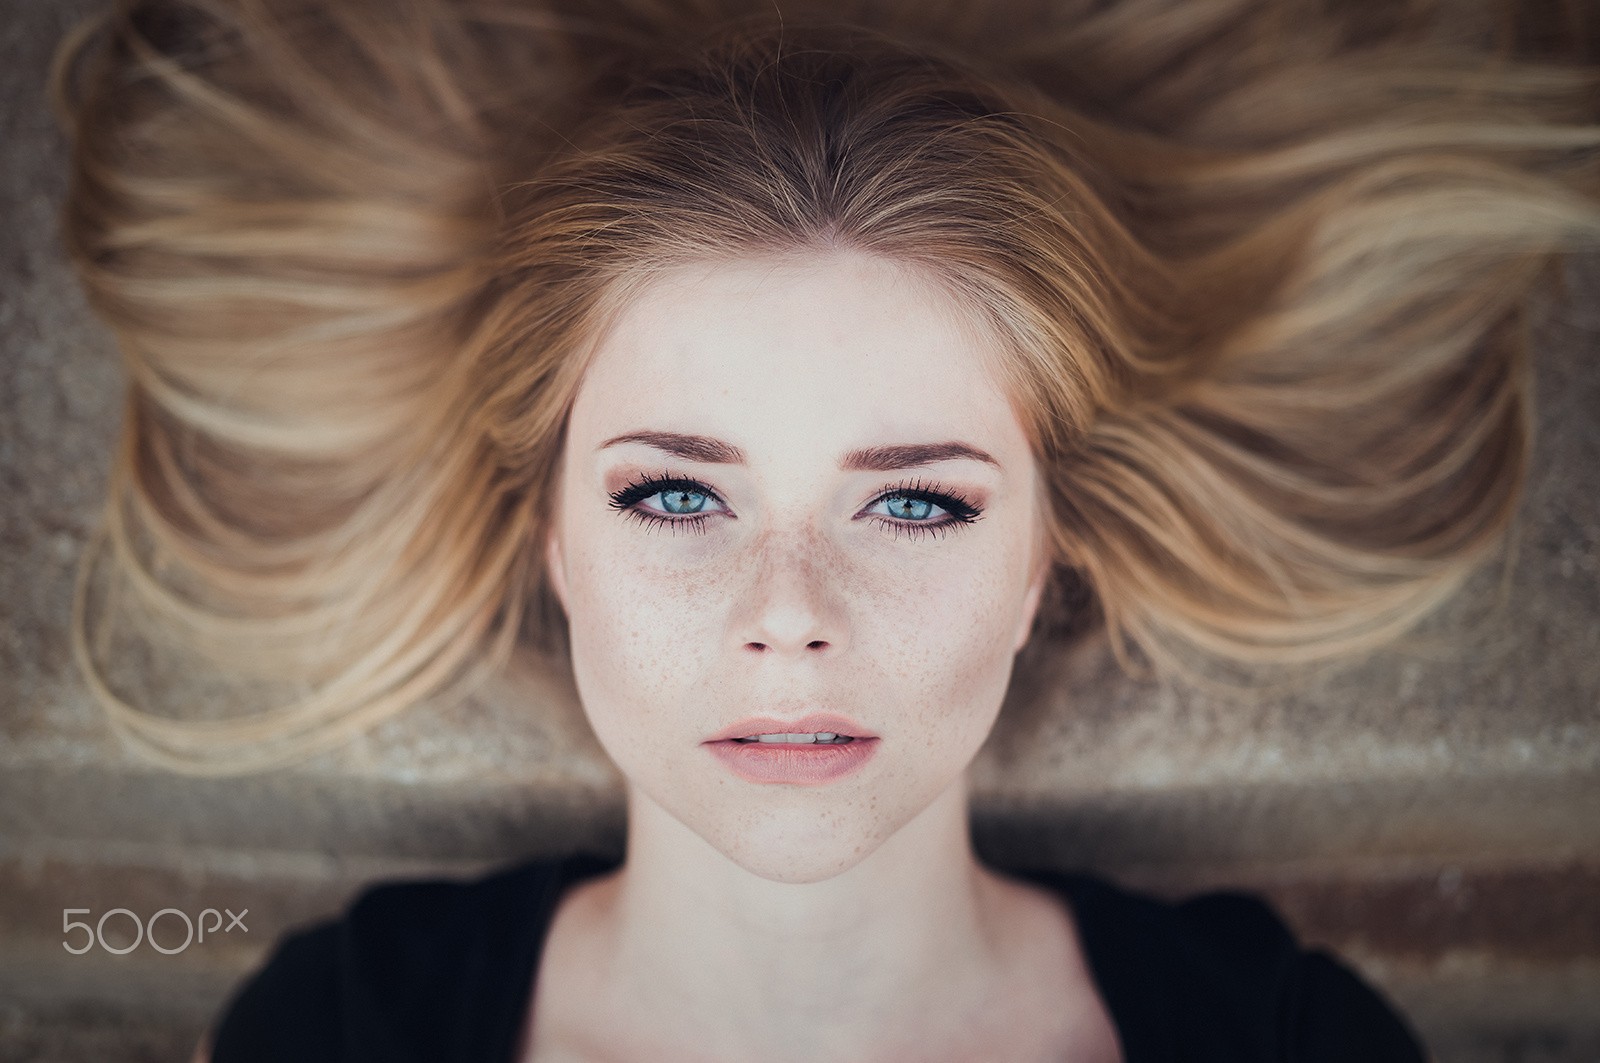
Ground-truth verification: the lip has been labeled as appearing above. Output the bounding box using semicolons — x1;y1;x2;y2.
703;713;878;744
706;735;880;785
703;713;880;786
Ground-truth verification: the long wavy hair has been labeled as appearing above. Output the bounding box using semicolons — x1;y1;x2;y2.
54;0;1600;773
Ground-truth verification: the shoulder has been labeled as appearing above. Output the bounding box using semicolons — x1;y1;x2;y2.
208;854;606;1063
1012;869;1427;1063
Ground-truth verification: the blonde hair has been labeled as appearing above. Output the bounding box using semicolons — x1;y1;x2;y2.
55;0;1600;773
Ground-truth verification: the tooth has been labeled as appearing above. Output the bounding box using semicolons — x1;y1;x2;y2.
755;733;816;743
815;732;837;741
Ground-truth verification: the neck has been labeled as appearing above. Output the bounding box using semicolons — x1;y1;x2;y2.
578;777;1017;1062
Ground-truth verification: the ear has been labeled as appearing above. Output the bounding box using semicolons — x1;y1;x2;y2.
545;530;570;613
1013;560;1050;655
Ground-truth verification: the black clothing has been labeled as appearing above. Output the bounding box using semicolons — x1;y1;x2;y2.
210;852;1425;1062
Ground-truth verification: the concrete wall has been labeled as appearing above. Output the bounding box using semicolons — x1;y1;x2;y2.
3;1;1598;1059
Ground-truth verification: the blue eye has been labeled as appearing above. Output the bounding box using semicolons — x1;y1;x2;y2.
881;495;936;521
607;475;727;534
865;480;982;540
659;487;711;514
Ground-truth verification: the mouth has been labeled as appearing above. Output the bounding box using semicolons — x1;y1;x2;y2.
704;713;877;745
705;715;881;784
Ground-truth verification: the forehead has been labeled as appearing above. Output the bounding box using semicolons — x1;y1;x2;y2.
569;251;1029;459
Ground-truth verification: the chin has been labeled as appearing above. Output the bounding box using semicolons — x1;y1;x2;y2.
711;828;884;885
667;786;900;885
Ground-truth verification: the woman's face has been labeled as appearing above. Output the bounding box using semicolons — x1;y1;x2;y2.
547;250;1049;883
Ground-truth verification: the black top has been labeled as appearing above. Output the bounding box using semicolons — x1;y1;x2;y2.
210;852;1425;1062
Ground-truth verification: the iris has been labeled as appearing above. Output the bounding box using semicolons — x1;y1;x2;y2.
661;488;710;514
882;495;934;520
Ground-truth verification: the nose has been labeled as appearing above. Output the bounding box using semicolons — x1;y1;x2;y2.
732;528;847;658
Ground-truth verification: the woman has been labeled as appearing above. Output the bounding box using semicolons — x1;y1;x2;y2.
54;0;1600;1058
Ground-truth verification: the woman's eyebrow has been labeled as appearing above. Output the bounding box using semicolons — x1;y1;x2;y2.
599;431;742;464
598;431;999;470
843;441;1000;471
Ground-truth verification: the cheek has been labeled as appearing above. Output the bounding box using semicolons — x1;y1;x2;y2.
845;541;1032;734
560;527;732;728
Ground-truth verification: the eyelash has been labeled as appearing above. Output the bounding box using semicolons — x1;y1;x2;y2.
606;471;984;541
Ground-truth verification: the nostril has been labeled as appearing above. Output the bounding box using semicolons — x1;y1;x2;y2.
741;639;832;653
